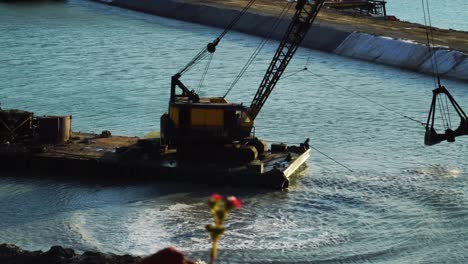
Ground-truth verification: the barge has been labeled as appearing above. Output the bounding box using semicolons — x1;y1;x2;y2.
0;110;310;189
1;1;325;188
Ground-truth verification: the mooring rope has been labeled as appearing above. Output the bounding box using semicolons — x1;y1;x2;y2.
265;139;354;172
308;144;354;172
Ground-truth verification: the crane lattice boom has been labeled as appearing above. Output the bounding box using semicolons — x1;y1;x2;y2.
249;0;325;120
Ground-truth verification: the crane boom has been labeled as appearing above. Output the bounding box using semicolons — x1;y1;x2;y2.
161;0;326;147
249;0;325;120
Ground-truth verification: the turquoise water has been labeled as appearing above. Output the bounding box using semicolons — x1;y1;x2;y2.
387;0;468;31
1;1;467;263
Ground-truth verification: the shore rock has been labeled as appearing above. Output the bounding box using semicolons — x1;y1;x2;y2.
0;244;141;264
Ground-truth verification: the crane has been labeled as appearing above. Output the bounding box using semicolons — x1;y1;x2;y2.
160;0;325;159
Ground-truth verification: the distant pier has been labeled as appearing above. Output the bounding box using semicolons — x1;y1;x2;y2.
325;0;387;17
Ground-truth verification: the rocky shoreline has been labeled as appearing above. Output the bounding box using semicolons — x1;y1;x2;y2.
0;243;203;264
93;0;468;82
0;244;141;264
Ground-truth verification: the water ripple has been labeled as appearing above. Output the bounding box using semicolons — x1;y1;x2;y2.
0;1;467;263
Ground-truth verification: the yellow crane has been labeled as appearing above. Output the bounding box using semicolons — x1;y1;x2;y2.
160;0;325;161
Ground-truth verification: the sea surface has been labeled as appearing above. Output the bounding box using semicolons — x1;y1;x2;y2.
387;0;468;31
1;1;467;263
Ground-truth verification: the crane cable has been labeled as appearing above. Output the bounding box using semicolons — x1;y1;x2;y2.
179;49;210;76
218;0;257;40
280;64;426;126
421;0;453;129
281;67;308;79
306;69;426;126
197;53;213;94
178;0;257;76
223;1;294;98
421;0;440;88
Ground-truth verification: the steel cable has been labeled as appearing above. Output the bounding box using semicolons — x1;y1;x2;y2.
421;0;439;88
178;0;257;76
197;53;213;94
306;69;425;126
223;1;293;98
444;94;452;128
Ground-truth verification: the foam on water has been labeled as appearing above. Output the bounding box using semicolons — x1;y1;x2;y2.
67;211;105;252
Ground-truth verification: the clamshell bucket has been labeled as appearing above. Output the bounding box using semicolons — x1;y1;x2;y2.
425;86;468;146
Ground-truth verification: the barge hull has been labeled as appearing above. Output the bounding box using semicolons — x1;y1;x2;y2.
0;133;310;189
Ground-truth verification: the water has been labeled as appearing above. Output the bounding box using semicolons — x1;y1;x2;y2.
387;0;468;31
1;1;467;263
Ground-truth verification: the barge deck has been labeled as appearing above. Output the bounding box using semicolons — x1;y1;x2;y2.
0;132;310;189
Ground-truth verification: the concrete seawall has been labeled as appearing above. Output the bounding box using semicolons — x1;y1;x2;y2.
109;0;468;82
334;33;468;81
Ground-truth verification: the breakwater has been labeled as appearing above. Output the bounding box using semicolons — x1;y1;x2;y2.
106;0;468;82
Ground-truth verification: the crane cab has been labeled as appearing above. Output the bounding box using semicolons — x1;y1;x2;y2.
160;96;254;146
